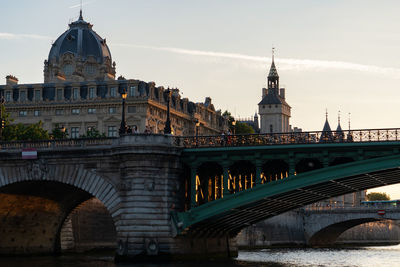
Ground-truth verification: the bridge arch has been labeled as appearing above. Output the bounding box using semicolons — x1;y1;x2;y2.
197;162;223;204
262;159;289;183
0;163;122;254
295;158;323;173
307;218;383;246
229;160;256;192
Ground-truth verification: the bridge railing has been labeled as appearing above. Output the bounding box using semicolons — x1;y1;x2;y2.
173;128;400;148
0;137;116;150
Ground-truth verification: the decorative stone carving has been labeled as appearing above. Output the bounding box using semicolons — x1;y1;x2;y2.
29;159;49;180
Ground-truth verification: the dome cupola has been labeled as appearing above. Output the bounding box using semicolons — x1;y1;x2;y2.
44;11;116;83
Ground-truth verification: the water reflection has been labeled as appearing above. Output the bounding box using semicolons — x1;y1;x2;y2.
2;245;400;267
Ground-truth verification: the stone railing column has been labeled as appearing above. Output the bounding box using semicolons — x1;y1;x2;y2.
222;163;230;197
255;160;262;186
289;152;295;176
190;165;198;208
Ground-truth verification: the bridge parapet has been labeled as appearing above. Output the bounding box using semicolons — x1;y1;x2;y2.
174;128;400;148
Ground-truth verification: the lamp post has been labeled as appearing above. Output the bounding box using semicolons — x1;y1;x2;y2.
0;94;4;140
232;120;236;135
164;88;172;134
119;88;128;136
195;119;200;147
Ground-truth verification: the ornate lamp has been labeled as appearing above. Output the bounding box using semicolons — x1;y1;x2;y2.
119;88;128;135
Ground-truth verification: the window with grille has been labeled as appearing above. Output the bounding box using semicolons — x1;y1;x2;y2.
108;126;117;137
71;127;80;138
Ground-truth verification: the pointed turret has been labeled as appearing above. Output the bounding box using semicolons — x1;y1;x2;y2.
320;111;333;142
336;111;344;142
267;48;279;93
347;112;353;142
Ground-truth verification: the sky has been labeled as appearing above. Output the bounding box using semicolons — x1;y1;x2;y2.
1;0;400;198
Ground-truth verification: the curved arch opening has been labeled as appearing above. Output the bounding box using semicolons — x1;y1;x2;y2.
229;160;256;192
308;218;381;246
60;198;117;253
295;158;323;174
197;162;223;205
0;181;117;255
262;159;289;183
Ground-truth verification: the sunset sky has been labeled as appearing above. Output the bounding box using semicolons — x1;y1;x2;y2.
1;0;400;198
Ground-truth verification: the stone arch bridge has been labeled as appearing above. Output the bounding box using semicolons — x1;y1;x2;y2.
0;129;400;260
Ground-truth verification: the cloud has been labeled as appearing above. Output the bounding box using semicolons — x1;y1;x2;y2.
0;32;52;40
113;43;400;78
69;0;97;9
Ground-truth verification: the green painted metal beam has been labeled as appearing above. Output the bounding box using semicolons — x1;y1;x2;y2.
175;154;400;233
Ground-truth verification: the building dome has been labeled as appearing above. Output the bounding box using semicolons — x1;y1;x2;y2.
44;11;116;83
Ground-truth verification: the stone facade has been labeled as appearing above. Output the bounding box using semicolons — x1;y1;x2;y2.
0;13;227;137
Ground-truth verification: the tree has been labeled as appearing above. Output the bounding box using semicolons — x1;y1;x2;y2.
366;192;390;201
51;124;69;139
81;127;106;138
235;121;255;134
2;121;50;141
222;111;255;134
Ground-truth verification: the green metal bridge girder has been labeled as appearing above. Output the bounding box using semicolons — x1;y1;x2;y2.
181;141;400;167
174;153;400;236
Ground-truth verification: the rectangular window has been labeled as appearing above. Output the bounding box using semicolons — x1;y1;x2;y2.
73;88;79;100
34;90;41;101
128;106;136;113
88;108;96;114
109;107;116;114
55;109;63;116
129;86;136;97
71;127;80;139
5;91;11;102
110;87;116;97
20;91;26;102
89;87;96;99
19;110;27;117
57;89;63;100
34;110;40;117
71;108;80;115
108;126;117;137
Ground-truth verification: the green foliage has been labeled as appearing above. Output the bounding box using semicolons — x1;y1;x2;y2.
51;124;69;139
2;121;50;141
81;127;106;138
366;192;390;201
222;111;255;134
235;121;255;134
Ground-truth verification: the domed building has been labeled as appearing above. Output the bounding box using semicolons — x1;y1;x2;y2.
0;12;227;137
44;11;115;83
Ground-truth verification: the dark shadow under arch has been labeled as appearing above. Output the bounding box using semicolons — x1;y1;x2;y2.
308;218;382;246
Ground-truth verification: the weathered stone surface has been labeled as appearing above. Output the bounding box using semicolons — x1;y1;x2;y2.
0;135;236;260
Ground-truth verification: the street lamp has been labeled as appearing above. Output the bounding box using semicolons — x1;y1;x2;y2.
0;94;4;140
232;120;236;135
195;119;200;137
119;88;128;136
163;88;172;134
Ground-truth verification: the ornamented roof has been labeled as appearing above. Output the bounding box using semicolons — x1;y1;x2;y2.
47;11;112;64
268;60;279;78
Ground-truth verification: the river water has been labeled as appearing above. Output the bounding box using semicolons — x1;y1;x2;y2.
1;245;400;267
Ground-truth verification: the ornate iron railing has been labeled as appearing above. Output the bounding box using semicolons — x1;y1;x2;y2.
173;128;400;148
0;137;116;150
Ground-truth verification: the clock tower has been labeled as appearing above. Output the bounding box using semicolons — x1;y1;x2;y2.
258;51;291;133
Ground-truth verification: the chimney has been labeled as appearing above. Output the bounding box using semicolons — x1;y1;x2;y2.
279;88;285;99
6;75;18;85
262;87;267;97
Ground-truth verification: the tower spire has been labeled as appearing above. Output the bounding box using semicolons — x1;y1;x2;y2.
272;46;275;62
338;110;341;126
79;0;83;20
